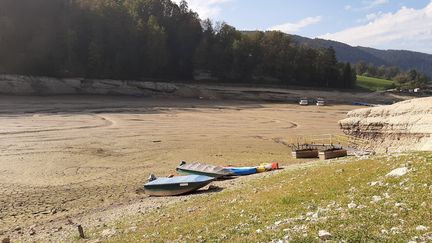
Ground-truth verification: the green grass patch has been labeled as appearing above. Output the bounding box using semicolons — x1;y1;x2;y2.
84;153;432;242
356;75;395;91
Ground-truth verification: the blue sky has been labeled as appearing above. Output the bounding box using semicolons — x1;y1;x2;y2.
175;0;432;53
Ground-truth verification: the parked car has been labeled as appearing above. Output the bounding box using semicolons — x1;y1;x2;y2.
316;98;326;106
299;98;309;106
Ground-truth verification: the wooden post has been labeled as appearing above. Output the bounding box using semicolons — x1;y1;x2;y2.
77;225;85;239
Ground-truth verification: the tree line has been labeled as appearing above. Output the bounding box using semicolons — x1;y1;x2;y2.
355;61;430;89
0;0;356;88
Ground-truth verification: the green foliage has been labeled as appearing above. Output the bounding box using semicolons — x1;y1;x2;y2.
0;0;357;88
355;62;429;90
394;69;430;89
357;75;395;91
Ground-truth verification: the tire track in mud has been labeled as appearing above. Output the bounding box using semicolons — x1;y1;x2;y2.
0;114;115;136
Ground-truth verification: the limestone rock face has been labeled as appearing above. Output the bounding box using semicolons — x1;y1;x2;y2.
339;97;432;152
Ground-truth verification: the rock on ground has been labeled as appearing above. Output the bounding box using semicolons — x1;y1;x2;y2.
386;167;409;177
318;230;332;240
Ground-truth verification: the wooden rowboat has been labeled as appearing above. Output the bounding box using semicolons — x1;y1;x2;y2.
144;175;214;196
176;161;234;178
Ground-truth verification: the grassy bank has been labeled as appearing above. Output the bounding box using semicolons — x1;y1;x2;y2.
357;75;395;91
84;152;432;242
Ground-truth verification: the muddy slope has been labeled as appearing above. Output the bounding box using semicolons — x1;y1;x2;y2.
0;74;404;104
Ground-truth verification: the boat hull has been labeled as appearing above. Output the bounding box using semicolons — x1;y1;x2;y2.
226;167;257;176
144;181;212;196
177;168;227;178
176;162;234;178
144;175;214;197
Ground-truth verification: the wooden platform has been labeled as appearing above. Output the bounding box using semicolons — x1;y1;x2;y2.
292;149;319;159
319;149;348;160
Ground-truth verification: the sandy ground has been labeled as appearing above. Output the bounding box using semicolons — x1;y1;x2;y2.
0;95;357;241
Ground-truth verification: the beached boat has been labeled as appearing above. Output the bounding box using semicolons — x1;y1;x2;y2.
176;161;235;178
144;175;214;196
256;163;280;173
225;167;258;176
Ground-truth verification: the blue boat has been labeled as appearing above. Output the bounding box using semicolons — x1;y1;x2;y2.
226;167;257;176
144;175;214;196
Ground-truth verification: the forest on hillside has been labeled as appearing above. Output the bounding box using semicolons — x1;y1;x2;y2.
0;0;356;88
354;62;429;89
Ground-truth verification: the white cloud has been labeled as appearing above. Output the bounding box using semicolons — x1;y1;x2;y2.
172;0;232;19
368;0;389;8
357;11;384;23
269;16;322;33
365;12;383;21
347;0;389;11
319;2;432;53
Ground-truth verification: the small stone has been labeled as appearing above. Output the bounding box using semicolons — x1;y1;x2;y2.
386;167;409;177
416;225;429;231
101;229;116;238
371;196;382;203
390;227;400;234
318;230;332;240
394;202;405;208
256;229;263;234
14;227;21;232
368;181;383;186
348;202;357;209
29;229;36;236
51;208;57;215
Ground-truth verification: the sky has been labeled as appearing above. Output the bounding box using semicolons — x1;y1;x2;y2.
174;0;432;54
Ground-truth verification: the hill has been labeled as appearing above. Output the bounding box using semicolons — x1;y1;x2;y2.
289;35;432;78
356;75;395;91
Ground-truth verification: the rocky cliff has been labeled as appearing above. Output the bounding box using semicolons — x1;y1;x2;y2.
339;97;432;152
